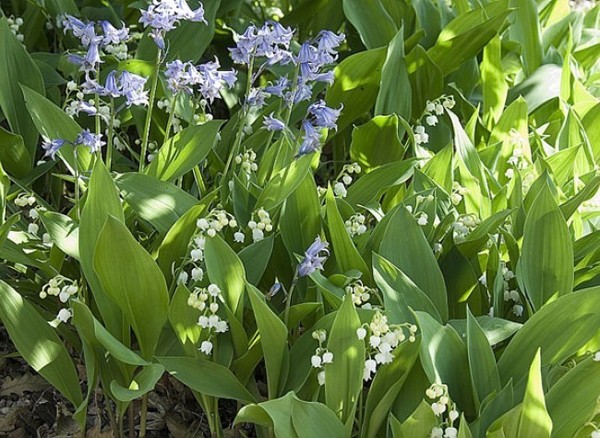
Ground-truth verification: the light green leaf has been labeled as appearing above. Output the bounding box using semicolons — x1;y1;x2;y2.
40;212;79;260
110;364;165;402
342;0;397;49
94;216;169;360
349;115;406;172
257;154;312;212
0;280;82;406
0;126;31;178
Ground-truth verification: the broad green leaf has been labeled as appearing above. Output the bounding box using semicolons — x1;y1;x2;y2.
0;126;31;178
71;300;148;367
325;296;365;429
380;207;448;321
373;253;442;324
40;211;79;260
498;287;600;390
94;216;169;360
326;188;370;281
467;308;501;404
110;364;165;402
290;395;346;438
145;120;224;181
342;0;397;49
345;159;418;208
349;115;406;172
362;339;420;438
325;47;386;133
481;35;508;126
158;356;255;403
238;235;274;285
79;159;126;341
204;234;246;316
546;357;600;437
389;401;438;438
247;284;289;398
427;1;512;75
168;284;202;355
0;18;44;157
508;0;542;76
0;280;82;406
518;184;573;311
257;154;312;212
116;172;199;234
406;45;444;117
448;316;521;346
375;27;411;120
416;311;476;417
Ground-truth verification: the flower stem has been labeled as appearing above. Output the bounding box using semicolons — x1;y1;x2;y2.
139;393;149;438
163;92;179;143
219;57;254;189
73;147;81;220
139;49;162;172
106;98;115;171
283;272;299;327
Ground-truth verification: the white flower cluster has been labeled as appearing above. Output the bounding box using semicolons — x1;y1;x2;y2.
196;208;238;238
332;163;361;198
156;98;185;134
356;312;417;381
234;149;258;176
310;330;333;386
103;41;129;60
144;140;159;162
427;383;460;438
505;130;530;179
14;194;51;244
414;96;456;145
451;182;468;206
190;284;229;355
346;280;375;308
452;214;480;243
40;276;78;328
479;262;523;317
244;207;272;243
7;16;24;42
344;213;367;237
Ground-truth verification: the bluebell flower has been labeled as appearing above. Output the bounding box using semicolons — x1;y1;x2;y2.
263;113;286;131
246;88;267;108
139;0;206;49
297;236;329;277
165;60;197;94
119;71;149;106
197;59;237;103
42;138;68;160
264;77;289;97
100;20;129;46
63;15;97;47
72;100;98;117
308;100;341;130
75;129;105;153
297;120;322;156
229;22;294;66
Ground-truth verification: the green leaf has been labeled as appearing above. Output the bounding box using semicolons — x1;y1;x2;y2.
416;311;476;417
349;115;406;172
39;212;79;260
116;173;199;234
158;356;255;403
362;339;420;438
373;253;442;324
342;0;397;49
110;364;165;402
247;284;289;399
498;287;600;391
466;307;501;405
0;17;44;157
21;85;91;172
204;234;246;316
345;159;418;208
508;0;542;76
146;120;224;181
518;184;573;311
325;296;365;429
238;235;274;285
0;280;82;406
0;125;31;178
380;207;448;321
326;188;370;281
546;357;600;437
427;0;512;75
79;159;126;341
325;47;386;133
481;35;508;126
375;27;411;120
257;154;313;212
71;300;149;367
168;284;202;355
389;401;438;438
94;216;169;360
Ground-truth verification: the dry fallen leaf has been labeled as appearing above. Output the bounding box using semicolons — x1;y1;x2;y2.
0;373;50;396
